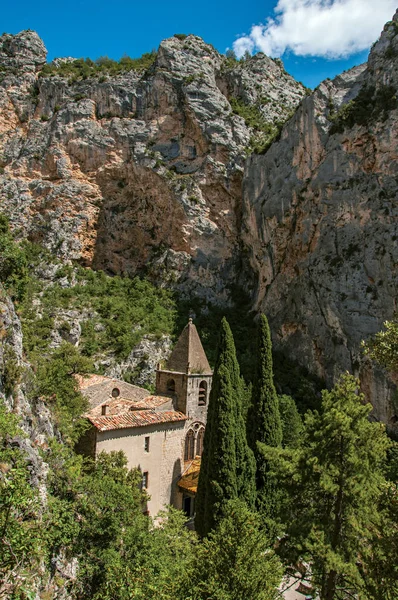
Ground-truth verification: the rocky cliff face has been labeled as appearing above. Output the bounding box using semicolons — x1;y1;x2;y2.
242;15;398;423
0;20;397;423
0;31;305;303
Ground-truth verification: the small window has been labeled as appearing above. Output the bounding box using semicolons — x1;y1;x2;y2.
142;471;149;489
111;387;120;398
167;378;176;393
101;404;109;416
196;427;205;457
198;381;207;406
144;436;150;452
184;430;195;461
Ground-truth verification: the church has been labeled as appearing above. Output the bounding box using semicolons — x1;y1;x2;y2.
78;319;212;517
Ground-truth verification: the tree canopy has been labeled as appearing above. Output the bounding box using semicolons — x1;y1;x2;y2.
266;374;391;600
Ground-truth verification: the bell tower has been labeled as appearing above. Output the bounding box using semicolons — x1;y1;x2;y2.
155;319;212;422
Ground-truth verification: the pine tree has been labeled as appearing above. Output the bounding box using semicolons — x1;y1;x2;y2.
248;314;282;514
195;318;255;536
278;374;391;600
190;499;282;600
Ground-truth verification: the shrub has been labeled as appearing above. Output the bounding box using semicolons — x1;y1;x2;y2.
329;84;397;133
39;51;157;81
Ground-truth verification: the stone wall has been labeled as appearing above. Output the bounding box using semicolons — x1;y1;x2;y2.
96;420;186;516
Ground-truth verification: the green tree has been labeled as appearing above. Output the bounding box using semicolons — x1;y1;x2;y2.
113;508;196;600
363;482;398;600
248;314;282;514
190;499;282;600
195;362;237;536
273;374;391;600
363;318;398;379
278;394;303;448
45;446;148;599
0;400;43;598
35;342;93;441
0;213;29;300
195;318;255;536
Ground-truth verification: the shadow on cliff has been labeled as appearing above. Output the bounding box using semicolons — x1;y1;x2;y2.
91;163;190;276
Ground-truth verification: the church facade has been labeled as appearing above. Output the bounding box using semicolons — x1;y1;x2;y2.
79;320;212;517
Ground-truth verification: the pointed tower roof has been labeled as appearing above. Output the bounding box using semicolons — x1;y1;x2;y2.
166;319;212;374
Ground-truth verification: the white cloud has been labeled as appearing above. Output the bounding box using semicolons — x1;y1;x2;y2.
233;0;397;59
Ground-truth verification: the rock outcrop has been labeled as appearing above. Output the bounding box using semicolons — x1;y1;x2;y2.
242;15;398;423
0;32;305;303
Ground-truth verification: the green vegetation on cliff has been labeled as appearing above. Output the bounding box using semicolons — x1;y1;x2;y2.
229;96;290;154
329;84;397;133
39;51;157;82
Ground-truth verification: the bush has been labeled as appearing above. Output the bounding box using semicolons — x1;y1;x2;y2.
39;51;157;81
329;84;397;133
0;400;43;597
35;342;93;440
0;214;30;300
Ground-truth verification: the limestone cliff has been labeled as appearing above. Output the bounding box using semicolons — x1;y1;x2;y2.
0;31;305;303
242;16;398;424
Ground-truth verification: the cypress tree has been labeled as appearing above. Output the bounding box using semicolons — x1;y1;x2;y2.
195;318;255;536
248;314;282;514
278;394;303;449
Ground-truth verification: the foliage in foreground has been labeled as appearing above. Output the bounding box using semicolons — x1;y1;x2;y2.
0;404;282;600
190;499;282;600
263;373;394;599
0;402;43;598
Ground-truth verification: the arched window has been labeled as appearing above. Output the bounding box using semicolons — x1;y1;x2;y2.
198;380;207;406
196;427;205;457
184;429;195;461
167;378;176;393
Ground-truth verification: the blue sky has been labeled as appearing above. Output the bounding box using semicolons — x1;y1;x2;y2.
2;0;395;88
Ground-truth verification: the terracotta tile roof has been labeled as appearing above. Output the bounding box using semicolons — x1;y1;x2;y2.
132;395;172;409
87;409;187;432
87;395;173;418
88;397;138;417
77;376;149;409
165;319;212;374
178;457;201;494
75;374;111;390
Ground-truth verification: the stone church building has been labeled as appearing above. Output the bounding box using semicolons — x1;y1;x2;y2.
79;320;212;517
